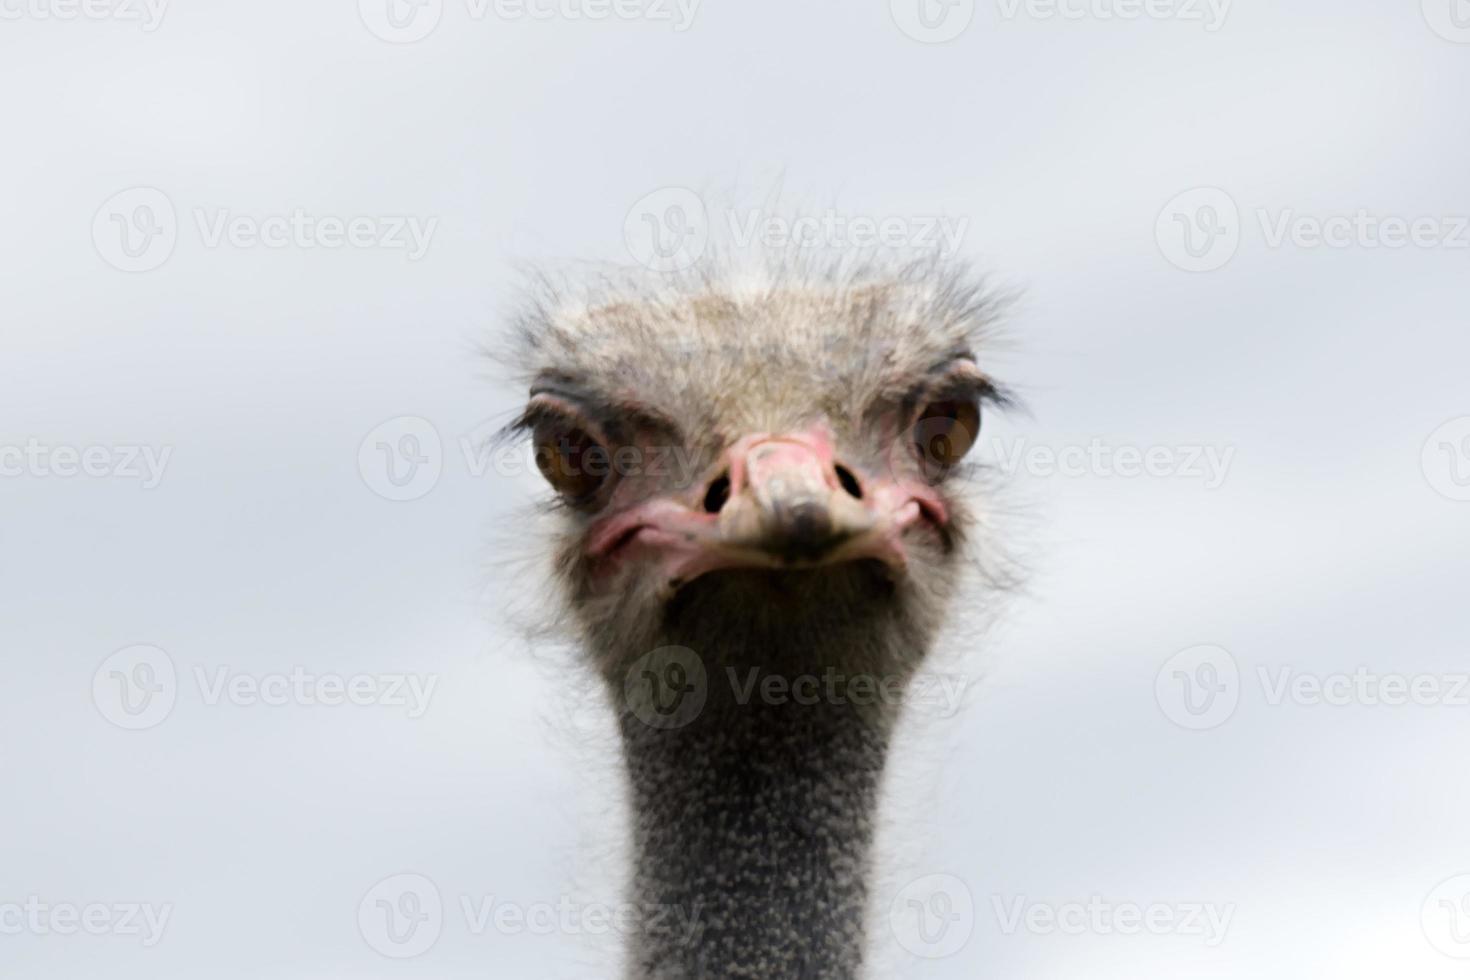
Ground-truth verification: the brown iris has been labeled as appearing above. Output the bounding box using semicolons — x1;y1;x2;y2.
912;398;981;478
534;422;610;503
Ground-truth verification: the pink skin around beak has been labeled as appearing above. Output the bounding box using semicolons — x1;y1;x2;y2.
584;425;950;594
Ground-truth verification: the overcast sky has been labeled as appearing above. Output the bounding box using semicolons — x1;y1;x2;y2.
3;0;1469;976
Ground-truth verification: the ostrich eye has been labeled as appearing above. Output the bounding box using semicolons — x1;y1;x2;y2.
533;423;610;503
912;398;981;478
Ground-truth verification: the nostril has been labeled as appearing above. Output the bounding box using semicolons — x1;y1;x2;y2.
703;473;731;514
834;464;863;500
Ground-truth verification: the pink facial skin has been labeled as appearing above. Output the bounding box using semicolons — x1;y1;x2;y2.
582;422;950;597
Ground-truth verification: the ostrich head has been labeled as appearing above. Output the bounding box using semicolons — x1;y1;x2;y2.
506;256;1009;979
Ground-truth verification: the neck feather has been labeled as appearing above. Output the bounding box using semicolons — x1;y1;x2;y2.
580;562;947;978
617;658;903;979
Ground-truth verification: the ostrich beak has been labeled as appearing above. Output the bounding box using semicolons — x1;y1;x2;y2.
585;428;950;592
716;436;875;564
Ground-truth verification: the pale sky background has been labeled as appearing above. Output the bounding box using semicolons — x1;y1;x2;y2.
3;0;1470;977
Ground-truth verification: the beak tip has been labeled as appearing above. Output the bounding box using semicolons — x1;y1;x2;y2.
763;500;847;563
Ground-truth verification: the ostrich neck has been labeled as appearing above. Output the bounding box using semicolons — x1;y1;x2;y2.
617;660;899;980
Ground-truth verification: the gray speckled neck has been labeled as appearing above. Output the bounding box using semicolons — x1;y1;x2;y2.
619;691;894;980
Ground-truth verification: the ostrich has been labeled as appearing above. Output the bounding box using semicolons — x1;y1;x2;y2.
504;255;1010;979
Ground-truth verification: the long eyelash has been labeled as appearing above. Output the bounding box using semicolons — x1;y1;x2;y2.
494;404;555;446
909;370;1016;418
493;397;594;452
503;387;684;449
970;376;1017;405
